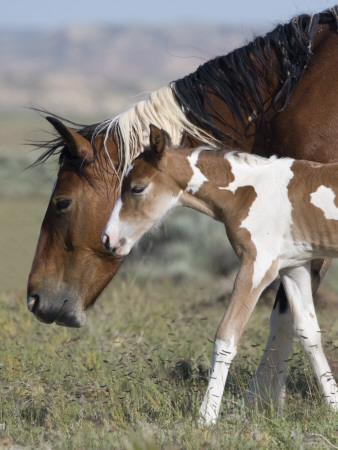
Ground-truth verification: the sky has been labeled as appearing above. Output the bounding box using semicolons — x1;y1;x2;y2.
1;0;335;28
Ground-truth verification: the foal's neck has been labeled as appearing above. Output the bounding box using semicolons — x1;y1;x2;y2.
170;147;278;222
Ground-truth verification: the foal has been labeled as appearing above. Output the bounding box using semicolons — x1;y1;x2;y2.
102;125;338;425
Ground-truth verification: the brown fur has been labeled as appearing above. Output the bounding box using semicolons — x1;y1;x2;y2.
289;161;338;252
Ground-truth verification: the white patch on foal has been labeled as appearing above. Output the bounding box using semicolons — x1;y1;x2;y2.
185;147;209;194
310;185;338;220
220;154;295;289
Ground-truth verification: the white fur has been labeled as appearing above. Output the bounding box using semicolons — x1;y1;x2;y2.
222;154;295;289
186;147;209;194
310;185;338;220
280;264;338;409
246;302;293;410
199;337;237;425
102;196;123;248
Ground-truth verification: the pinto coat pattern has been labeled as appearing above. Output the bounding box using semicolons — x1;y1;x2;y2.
102;126;338;425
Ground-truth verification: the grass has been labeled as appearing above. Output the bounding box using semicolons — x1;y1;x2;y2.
0;272;337;449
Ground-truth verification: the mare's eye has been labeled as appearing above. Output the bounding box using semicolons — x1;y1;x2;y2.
56;198;72;212
131;185;146;195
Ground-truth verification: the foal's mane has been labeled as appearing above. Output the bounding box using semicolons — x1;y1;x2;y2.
32;7;338;179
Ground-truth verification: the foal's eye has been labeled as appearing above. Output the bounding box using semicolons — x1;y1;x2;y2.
131;185;146;195
55;198;72;212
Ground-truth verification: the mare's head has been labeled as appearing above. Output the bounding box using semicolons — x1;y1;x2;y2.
27;117;122;327
102;125;183;257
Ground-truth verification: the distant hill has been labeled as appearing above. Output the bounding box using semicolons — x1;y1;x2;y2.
1;24;266;117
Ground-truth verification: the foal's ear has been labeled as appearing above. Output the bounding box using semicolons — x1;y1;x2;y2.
46;116;94;161
149;124;170;157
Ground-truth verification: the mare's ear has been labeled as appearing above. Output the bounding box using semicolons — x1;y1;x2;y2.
149;124;170;158
46;116;94;161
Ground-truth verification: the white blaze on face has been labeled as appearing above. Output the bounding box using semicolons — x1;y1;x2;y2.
104;197;137;256
186;147;209;194
310;185;338;220
103;196;123;246
220;154;295;289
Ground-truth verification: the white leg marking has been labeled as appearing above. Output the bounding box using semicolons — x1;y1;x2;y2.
246;300;293;411
199;337;237;425
186;147;209;194
280;264;338;409
199;259;278;425
310;185;338;220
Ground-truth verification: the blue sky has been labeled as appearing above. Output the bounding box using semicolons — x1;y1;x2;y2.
1;0;335;28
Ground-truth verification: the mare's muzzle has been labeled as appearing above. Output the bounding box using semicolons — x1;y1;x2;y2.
26;290;86;328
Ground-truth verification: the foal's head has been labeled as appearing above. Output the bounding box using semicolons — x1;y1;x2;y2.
102;125;184;256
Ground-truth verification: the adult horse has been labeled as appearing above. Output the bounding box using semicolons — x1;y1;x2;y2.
28;8;338;410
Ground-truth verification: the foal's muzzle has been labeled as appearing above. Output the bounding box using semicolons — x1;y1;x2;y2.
101;233;127;256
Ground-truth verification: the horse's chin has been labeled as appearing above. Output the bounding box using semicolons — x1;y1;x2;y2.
55;310;87;328
113;243;131;257
34;310;86;328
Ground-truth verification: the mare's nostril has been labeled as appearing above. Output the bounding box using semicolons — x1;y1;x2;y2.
27;295;39;313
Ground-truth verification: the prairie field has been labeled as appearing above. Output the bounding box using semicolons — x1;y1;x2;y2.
1;267;338;449
1;113;338;449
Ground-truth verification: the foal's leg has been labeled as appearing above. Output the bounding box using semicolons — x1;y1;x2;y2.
246;258;332;411
280;263;338;409
245;285;293;411
199;260;278;425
